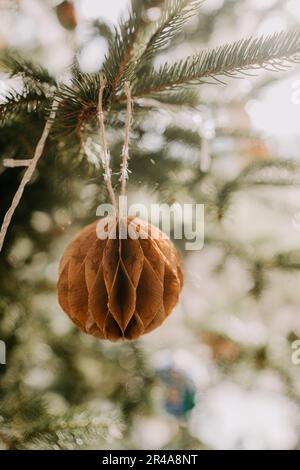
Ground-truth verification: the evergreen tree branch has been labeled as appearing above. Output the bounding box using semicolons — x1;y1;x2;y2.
275;250;300;270
1;54;57;86
0;100;57;253
102;10;141;101
3;159;31;168
215;159;300;220
135;88;200;109
131;29;300;96
103;1;204;101
137;0;205;67
0;54;56;126
54;69;101;137
238;159;300;186
23;411;116;448
0;87;49;125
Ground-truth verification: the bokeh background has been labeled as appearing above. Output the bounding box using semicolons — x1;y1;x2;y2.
1;0;300;450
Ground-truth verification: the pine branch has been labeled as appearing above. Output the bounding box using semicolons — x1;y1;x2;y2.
54;26;300;134
0;54;56;125
206;236;300;283
215;159;300;220
132;29;300;96
90;20;114;43
0;87;49;125
102;10;142;100
3;159;31;168
54;70;102;136
164;125;202;146
137;0;205;67
55;79;200;136
134;89;200;111
0;399;122;450
239;159;300;186
275;250;300;270
102;1;203;102
1;54;57;86
24;410;119;449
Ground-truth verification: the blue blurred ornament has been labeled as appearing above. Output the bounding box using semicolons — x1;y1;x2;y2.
159;366;196;418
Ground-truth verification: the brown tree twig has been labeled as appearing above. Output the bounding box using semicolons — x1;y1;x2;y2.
3;159;31;168
120;82;132;197
97;77;117;210
0;100;57;253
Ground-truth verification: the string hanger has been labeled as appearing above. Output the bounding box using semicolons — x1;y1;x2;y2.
97;77;132;213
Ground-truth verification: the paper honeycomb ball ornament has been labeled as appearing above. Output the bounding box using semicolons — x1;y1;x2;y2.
57;217;183;341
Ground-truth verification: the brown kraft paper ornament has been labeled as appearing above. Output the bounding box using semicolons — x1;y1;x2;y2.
57;216;183;341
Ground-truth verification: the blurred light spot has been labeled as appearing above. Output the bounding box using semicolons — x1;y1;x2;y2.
9;16;37;48
237;79;252;94
118;351;137;370
54;208;71;226
50;308;75;335
291;79;300;105
45;262;59;282
292;212;300;233
201;118;215;139
24;367;54;389
134;417;177;450
257;16;287;35
153;349;210;388
190;382;298;450
222;317;267;345
202;0;224;12
44;392;69;416
9;237;33;264
167;141;198;163
78;0;129;23
145;7;161;22
140;132;164;152
31;211;52;233
33;342;53;361
251;0;278;10
77;37;107;73
246;77;300;138
142;111;170;134
287;0;300;22
108;423;123;440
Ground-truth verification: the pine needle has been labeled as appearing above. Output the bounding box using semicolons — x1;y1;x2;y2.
132;29;300;96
